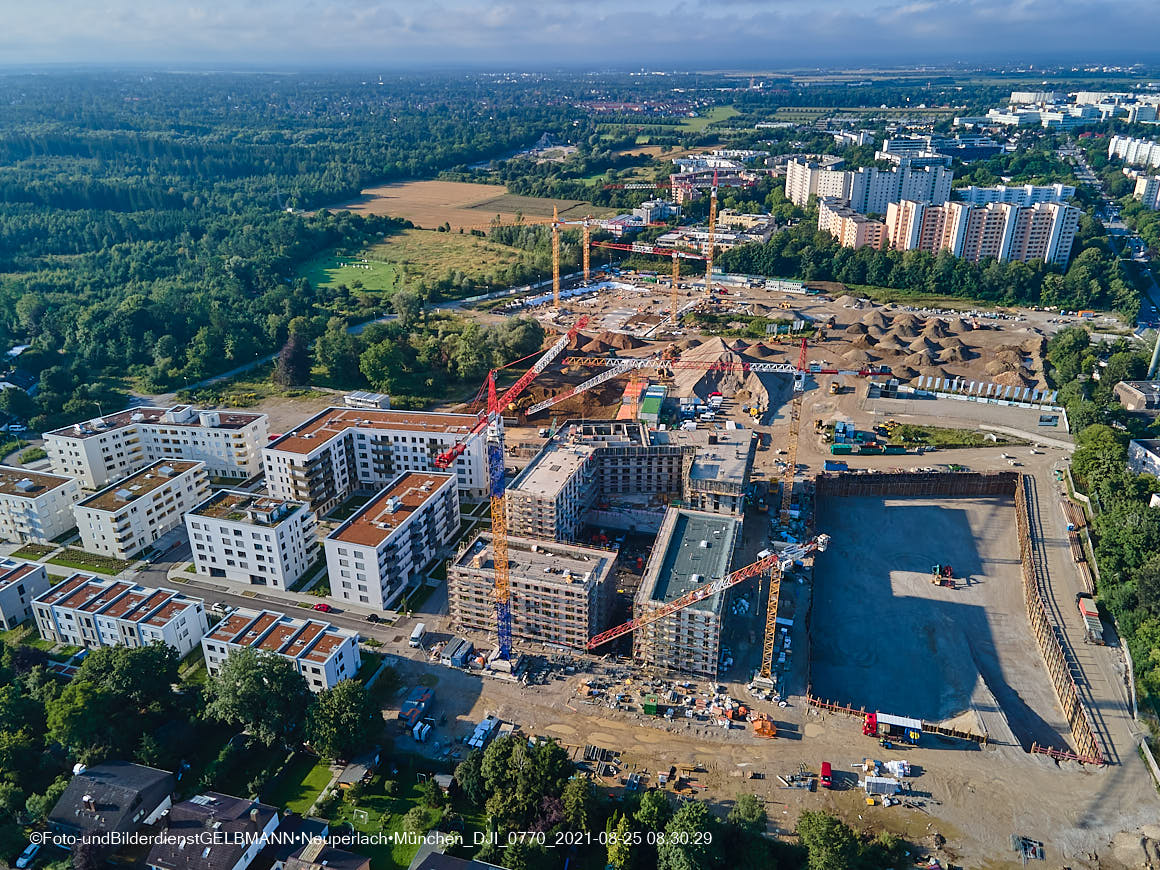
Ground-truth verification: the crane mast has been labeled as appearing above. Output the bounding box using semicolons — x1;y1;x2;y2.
704;172;718;297
552;206;561;309
588;535;829;650
582;218;591;283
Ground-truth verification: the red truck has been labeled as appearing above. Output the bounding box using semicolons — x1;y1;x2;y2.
1076;593;1104;645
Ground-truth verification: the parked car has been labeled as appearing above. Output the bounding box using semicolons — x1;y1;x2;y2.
16;842;40;868
210;602;231;615
365;613;381;623
312;602;333;613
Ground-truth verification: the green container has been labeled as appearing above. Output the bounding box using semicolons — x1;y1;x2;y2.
858;445;884;454
884;445;907;454
642;693;659;716
830;444;853;455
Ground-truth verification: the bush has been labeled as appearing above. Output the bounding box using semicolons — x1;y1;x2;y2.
315;789;340;816
401;805;442;834
19;446;46;463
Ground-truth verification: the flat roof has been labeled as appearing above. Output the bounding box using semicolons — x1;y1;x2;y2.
77;581;134;613
651;429;752;489
35;574;94;606
453;532;615;589
190;489;303;525
47;405;263;439
0;465;74;498
77;460;201;513
267;407;479;455
509;443;595;499
0;560;41;593
328;472;453;547
639;508;739;613
33;575;197;625
301;631;345;663
206;608;355;664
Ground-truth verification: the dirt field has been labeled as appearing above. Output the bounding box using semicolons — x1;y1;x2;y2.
329;180;608;230
810;494;1072;752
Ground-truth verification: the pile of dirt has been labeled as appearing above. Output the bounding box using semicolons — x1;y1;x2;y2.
861;310;890;329
922;319;950;339
938;346;970;363
907;336;940;353
834;294;863;308
581;337;612;353
1021;336;1046;354
842;349;878;366
850;334;877;349
671;338;703;352
905;350;937;368
985;359;1016;376
844;322;870;336
567;331;594;351
866;325;887;340
891;365;919;381
994;369;1033;388
670;336;772;406
942;336;966;349
594;330;647;351
875;336;910;354
746;342;777;359
893;312;922;331
730;339;751;353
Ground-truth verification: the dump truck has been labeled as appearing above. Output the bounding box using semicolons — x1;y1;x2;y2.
1077;593;1104;644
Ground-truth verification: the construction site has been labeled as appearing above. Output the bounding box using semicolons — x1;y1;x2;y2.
398;186;1160;868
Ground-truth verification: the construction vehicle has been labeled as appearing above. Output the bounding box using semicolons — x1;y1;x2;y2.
434;315;590;660
829;380;841;395
1077;593;1105;644
931;564;954;587
752;713;777;739
587;534;830;650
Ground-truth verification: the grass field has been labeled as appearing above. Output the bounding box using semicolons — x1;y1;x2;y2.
48;547;135;575
11;543;56;560
265;754;334;815
367;229;526;284
680;105;739;131
299;253;401;295
329;180;608;230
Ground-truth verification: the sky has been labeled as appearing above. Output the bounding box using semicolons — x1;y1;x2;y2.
2;0;1159;69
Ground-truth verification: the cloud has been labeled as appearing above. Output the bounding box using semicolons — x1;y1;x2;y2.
1;0;1157;66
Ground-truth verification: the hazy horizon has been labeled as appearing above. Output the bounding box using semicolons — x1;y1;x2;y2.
3;0;1160;70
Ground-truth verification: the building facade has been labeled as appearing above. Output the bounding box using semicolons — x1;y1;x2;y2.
0;465;82;544
1129;440;1160;477
186;491;317;589
0;558;51;630
1134;176;1160;211
74;460;209;559
955;183;1076;207
32;574;208;655
785;158;951;213
45;405;267;489
325;472;459;610
201;607;360;691
1109;135;1160;169
263;408;487;514
884;199;1080;267
632;508;740;678
818;198;887;250
448;533;616;651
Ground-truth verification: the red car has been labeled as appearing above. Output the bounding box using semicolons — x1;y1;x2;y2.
312;603;333;613
820;762;832;789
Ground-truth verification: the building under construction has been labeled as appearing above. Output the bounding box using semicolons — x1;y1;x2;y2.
505;421;753;542
632;507;741;678
448;532;617;651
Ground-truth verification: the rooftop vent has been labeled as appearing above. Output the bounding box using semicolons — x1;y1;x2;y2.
115;488;133;501
386;496;402;513
158;465;175;477
130;412;145;423
15;478;35;492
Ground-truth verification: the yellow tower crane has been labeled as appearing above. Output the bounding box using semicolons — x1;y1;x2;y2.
704;171;718;298
552;206;561;309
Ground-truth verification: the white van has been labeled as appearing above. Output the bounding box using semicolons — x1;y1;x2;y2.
409;622;427;648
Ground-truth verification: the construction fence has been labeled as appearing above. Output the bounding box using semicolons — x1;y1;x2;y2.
810;470;1104;765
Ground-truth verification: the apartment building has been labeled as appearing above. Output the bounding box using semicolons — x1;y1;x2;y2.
448;533;616;651
45;405;267;489
818;197;887;250
1134;176;1160;211
506;421;755;541
263;407;487;514
784;158;951;213
0;465;82;544
955;183;1076;207
32;574;208;655
1109;135;1160;169
633;508;740;678
74;460;209;559
201;607;360;691
0;558;51;630
325;472;458;610
885;199;1080;267
186;490;317;589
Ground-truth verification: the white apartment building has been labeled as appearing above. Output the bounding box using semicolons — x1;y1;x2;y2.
885;200;1080;268
1109;135;1160;170
325;471;459;610
32;574;208;655
784;158;951;213
201;607;360;692
0;559;51;630
74;460;209;559
0;466;82;544
45;405;267;489
186;490;317;589
263;407;487;514
956;183;1076;207
1134;176;1160;211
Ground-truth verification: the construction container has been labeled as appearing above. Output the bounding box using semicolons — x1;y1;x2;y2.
642;694;659;716
883;445;907;455
858;445;884;455
830;444;853;455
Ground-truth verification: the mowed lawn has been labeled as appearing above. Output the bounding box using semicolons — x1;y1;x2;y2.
299;253;401;294
264;754;334;815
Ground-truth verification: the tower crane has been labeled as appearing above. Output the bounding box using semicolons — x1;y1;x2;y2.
434;315;589;659
587;534;830;650
705;171;718;298
591;240;705;325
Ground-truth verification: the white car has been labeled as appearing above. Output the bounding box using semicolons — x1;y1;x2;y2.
16;842;40;868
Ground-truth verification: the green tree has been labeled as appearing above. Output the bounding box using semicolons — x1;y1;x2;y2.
561;776;593;830
454;749;487;806
304;680;376;761
795;810;860;870
205;648;313;747
25;775;69;823
657;802;714;870
727;793;766;835
359;339;405;392
46;680;124;760
315;319;364;384
274;335;311;387
606;811;633;870
635;789;671;831
72;643;179;712
0;387;36;422
392;286;425;329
